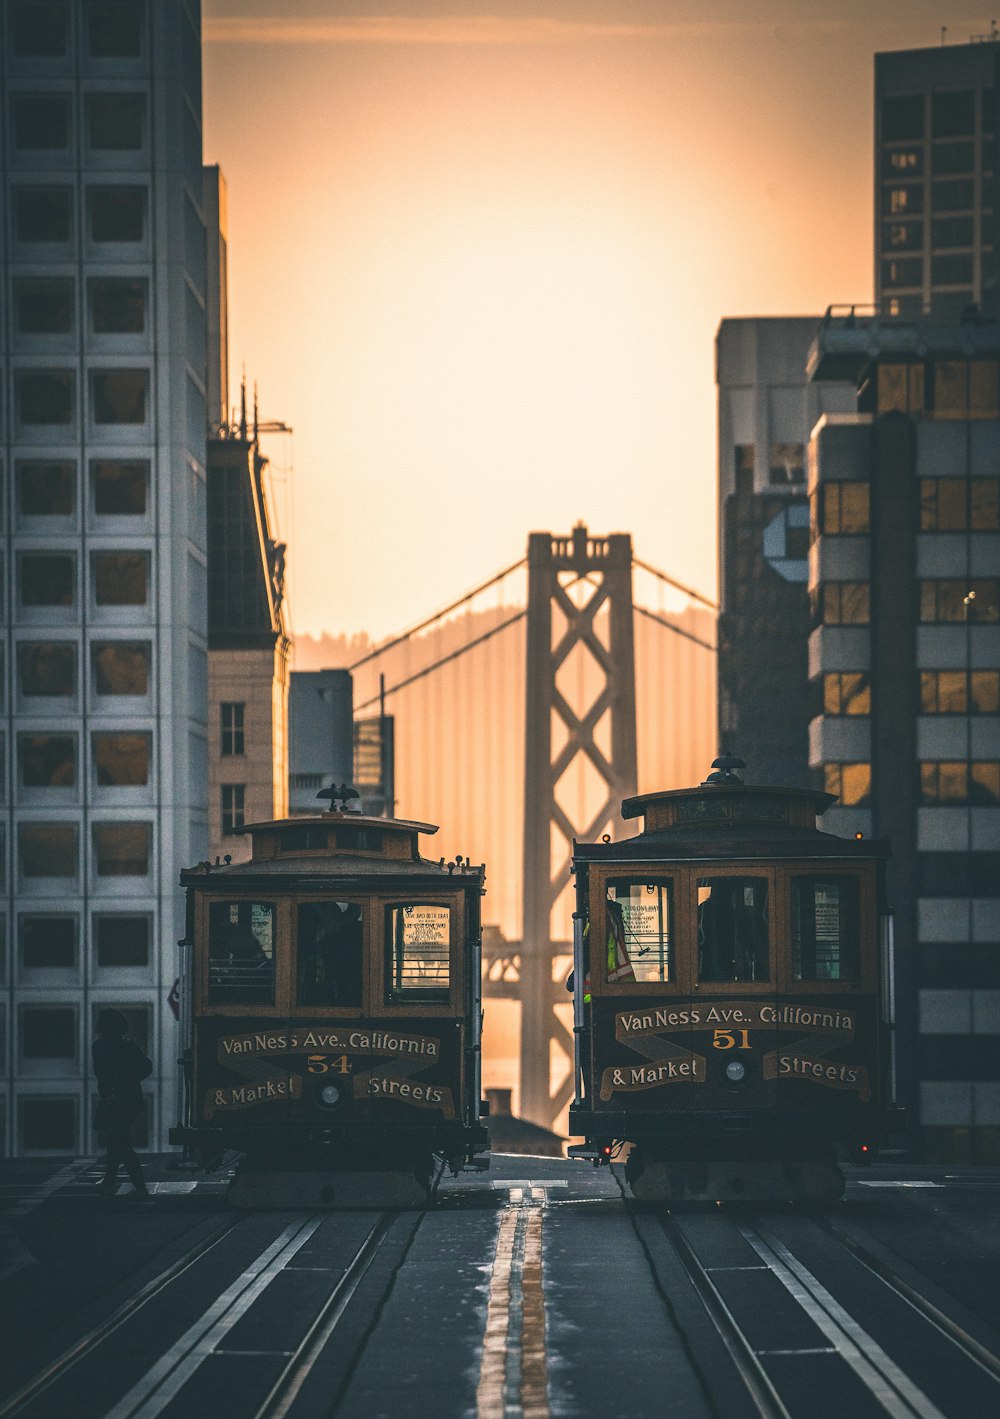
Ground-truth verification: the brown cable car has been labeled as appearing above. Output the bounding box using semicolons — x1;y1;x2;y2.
567;759;901;1201
170;794;488;1206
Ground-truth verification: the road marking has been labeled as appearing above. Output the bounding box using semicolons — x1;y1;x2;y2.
7;1158;95;1217
855;1181;943;1189
103;1214;323;1419
742;1223;949;1419
477;1204;550;1419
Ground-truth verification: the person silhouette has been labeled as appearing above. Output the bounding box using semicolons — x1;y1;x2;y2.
92;1008;153;1199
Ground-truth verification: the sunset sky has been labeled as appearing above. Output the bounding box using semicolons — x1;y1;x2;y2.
203;1;993;641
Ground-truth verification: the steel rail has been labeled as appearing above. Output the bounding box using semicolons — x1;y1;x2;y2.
251;1210;398;1419
0;1217;239;1419
819;1216;1000;1387
659;1212;793;1419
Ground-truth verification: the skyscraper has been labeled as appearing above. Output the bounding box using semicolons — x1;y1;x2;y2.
2;0;210;1155
876;39;1000;317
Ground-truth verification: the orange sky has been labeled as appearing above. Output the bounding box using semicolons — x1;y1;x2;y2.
203;1;993;640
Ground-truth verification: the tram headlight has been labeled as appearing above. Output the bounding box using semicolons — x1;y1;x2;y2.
724;1059;747;1085
318;1083;342;1108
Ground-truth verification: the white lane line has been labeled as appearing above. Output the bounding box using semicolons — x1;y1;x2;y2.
104;1214;323;1419
742;1224;949;1419
7;1158;95;1217
856;1182;943;1190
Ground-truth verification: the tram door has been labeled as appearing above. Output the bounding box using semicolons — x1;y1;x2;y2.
689;868;780;1113
288;898;368;1122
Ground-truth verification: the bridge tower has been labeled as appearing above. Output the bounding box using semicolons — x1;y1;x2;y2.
520;525;638;1129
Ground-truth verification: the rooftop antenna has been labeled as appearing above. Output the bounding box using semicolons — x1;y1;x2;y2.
253;381;259;445
941;26;947;44
239;367;248;440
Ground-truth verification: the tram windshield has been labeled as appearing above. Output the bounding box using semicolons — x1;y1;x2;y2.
387;904;451;1001
604;880;674;983
697;877;769;983
791;877;861;981
207;900;276;1004
297;901;364;1007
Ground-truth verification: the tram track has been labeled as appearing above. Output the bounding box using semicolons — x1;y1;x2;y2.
644;1199;1000;1419
0;1216;239;1419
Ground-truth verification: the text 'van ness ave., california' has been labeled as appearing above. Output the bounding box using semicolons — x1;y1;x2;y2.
616;1003;856;1039
216;1029;440;1061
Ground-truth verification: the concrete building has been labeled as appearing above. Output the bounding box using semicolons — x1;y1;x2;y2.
288;670;355;816
206;418;290;864
807;310;1000;1161
1;0;210;1154
716;318;855;786
876;39;1000;317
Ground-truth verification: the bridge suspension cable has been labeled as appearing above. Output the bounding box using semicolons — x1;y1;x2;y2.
353;609;527;712
633;601;716;652
631;555;717;611
347;556;526;672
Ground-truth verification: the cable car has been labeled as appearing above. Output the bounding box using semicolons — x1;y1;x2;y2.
567;759;899;1201
171;791;488;1206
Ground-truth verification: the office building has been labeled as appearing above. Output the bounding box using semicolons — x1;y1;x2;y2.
876;40;1000;317
807;311;1000;1160
1;0;210;1154
288;670;355;816
716;318;855;786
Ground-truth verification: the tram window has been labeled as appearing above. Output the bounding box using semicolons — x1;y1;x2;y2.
387;904;451;1001
207;900;275;1005
297;902;363;1008
697;878;769;983
791;878;860;982
604;880;673;983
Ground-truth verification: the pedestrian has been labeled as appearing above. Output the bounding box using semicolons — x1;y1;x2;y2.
92;1008;153;1199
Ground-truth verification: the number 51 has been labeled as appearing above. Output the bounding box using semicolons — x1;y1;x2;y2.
712;1028;750;1050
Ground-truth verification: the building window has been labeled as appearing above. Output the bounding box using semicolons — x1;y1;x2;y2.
92;552;148;605
823;672;871;717
881;257;922;289
88;278;146;334
931;89;975;139
882;147;923;176
20;1007;76;1060
882;220;923;252
92;370;148;424
20;916;76;969
920;477;1000;530
768;443;804;485
220;702;245;756
93;732;150;786
932;215;974;248
816;581;870;626
19;734;76;788
19;823;78;877
15;371;74;425
823;762;872;807
10;2;70;56
877;363;926;414
791;877;860;982
12;94;70;150
816;482;870;536
18;554;75;608
85;93;145;150
93;822;151;876
87;186;146;242
95;915;149;968
17;462;75;517
91;641;150;695
92;461;147;515
15;187;72;242
221;785;246;835
920;671;1000;716
884;186;923;216
932;140;974;176
19;1097;76;1152
920;579;999;623
882;95;924;143
18;643;76;698
14;279;74;335
931;179;975;214
386;903;452;1001
87;1;145;57
920;762;1000;805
